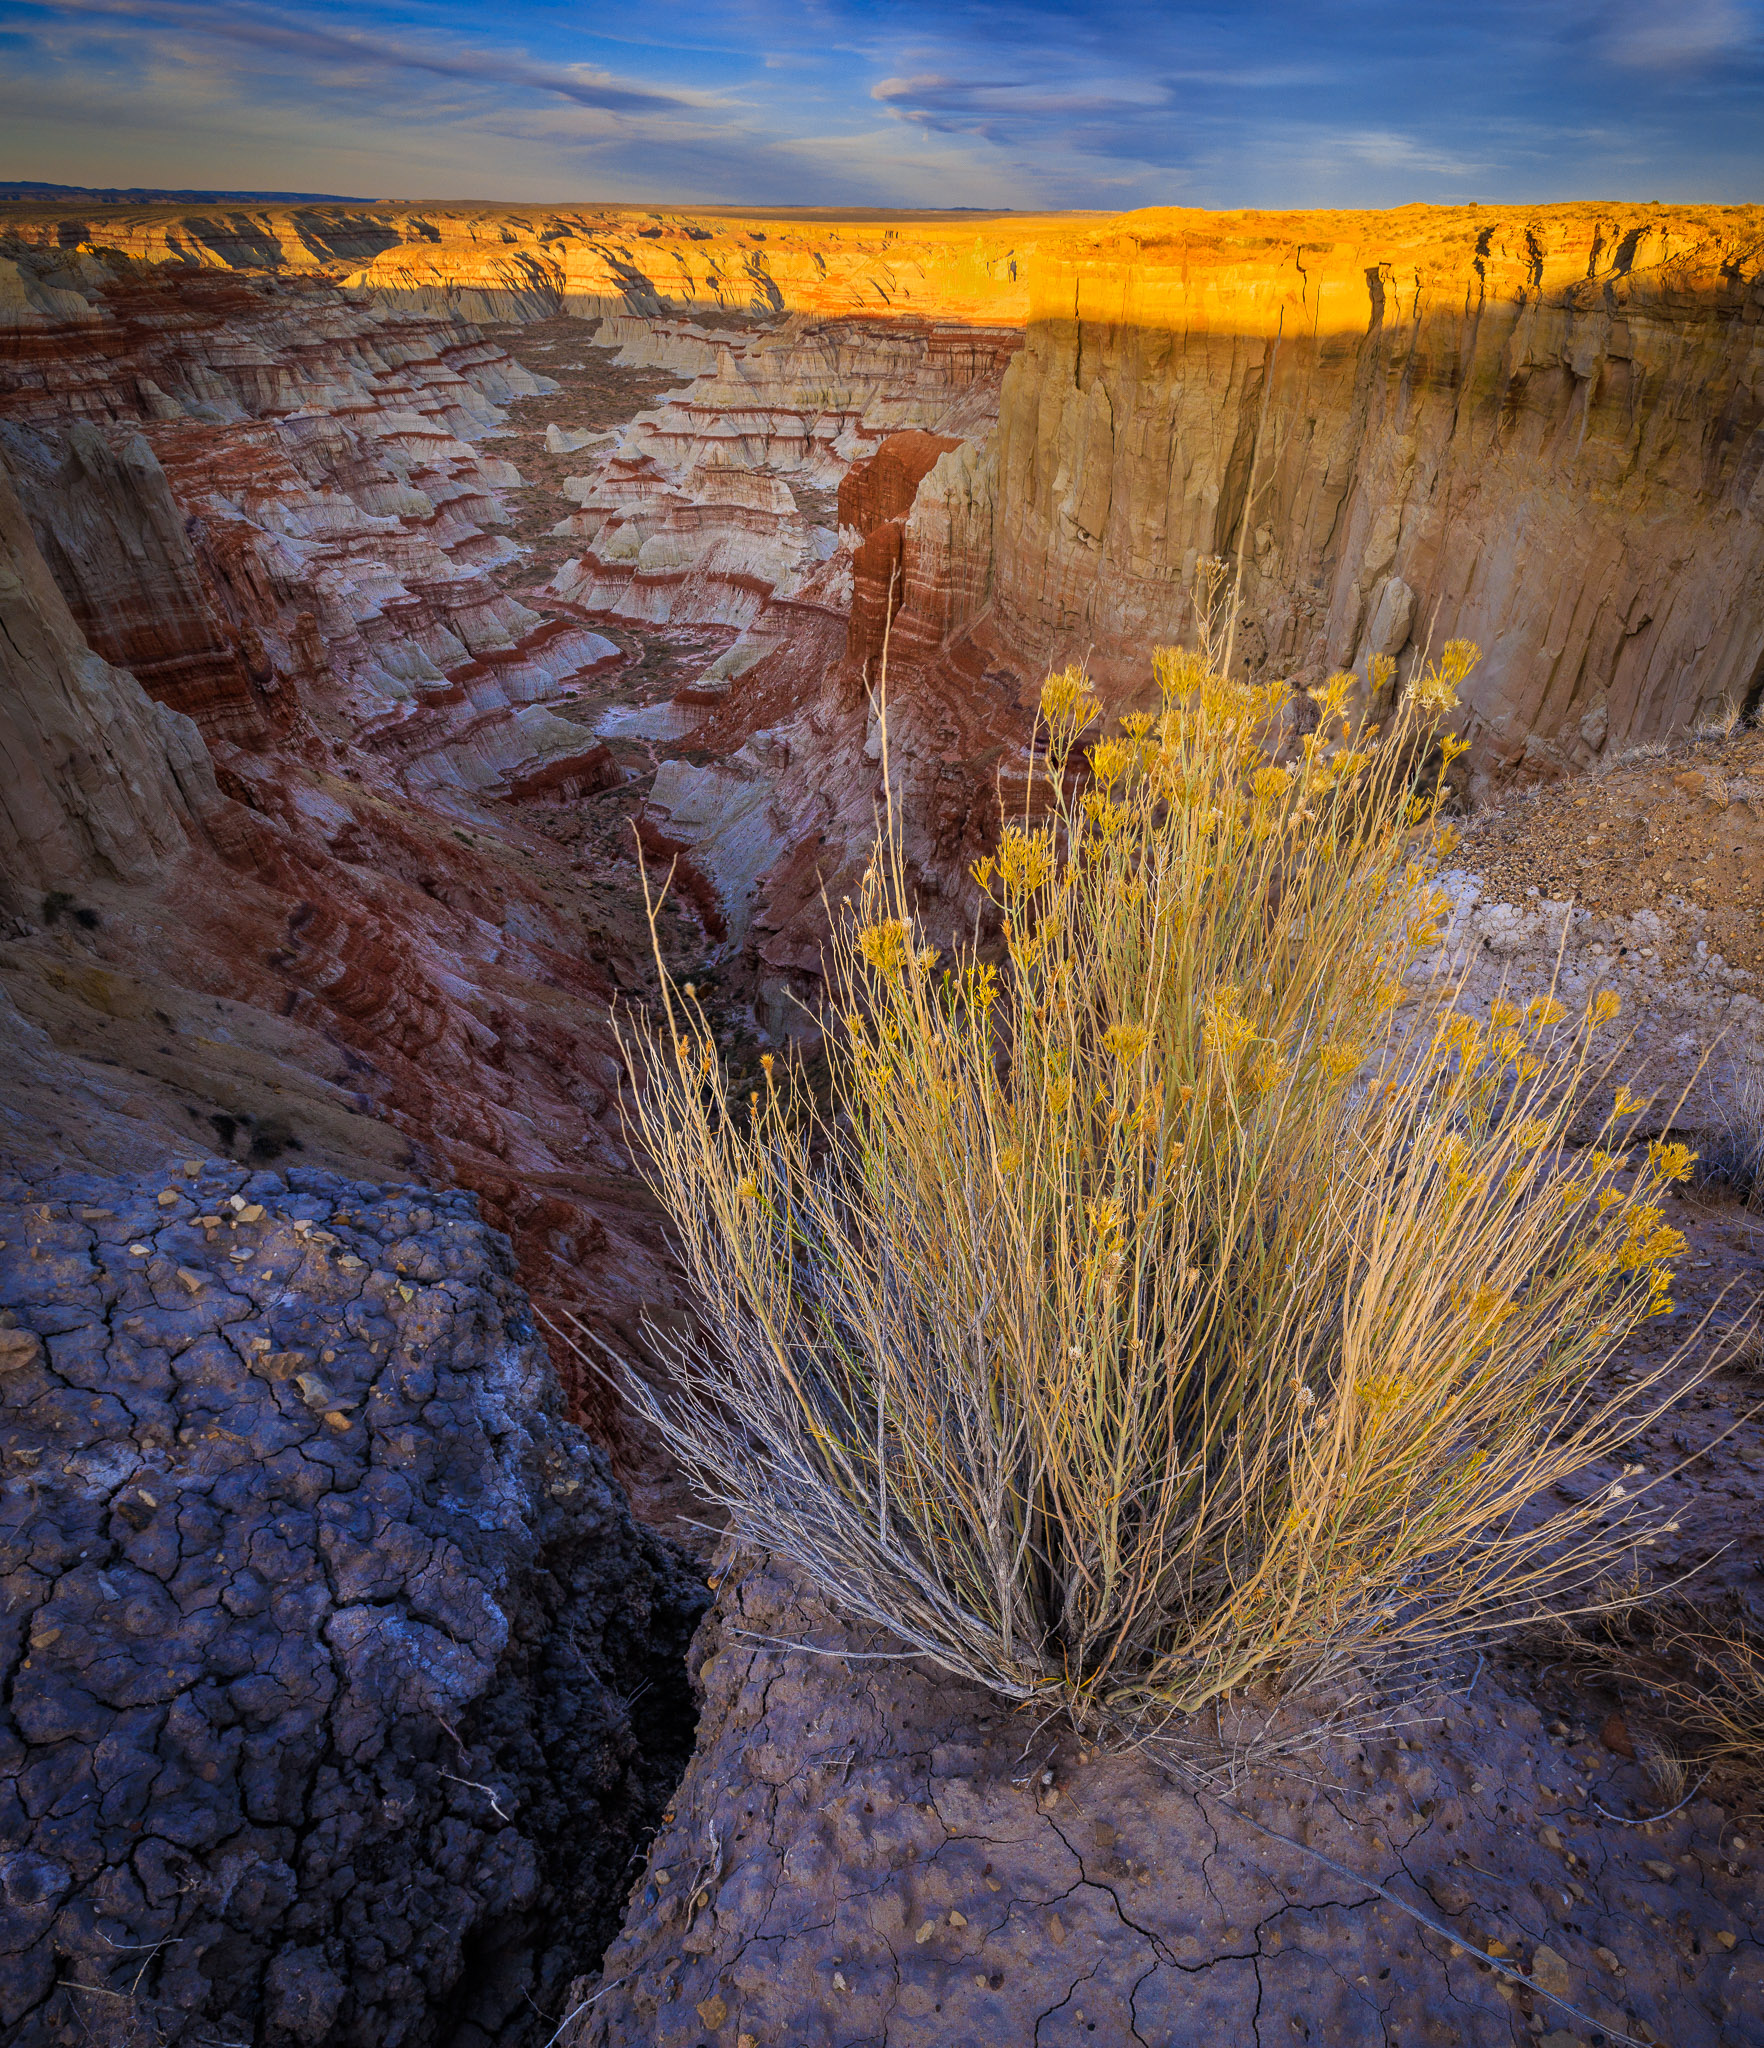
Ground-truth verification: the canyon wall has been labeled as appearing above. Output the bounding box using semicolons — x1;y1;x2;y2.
4;197;1762;2048
0;249;708;1455
2;195;1761;1392
0;445;218;900
983;206;1764;775
8;196;1759;770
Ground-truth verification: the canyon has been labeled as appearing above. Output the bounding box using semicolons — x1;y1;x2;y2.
1;194;1762;2044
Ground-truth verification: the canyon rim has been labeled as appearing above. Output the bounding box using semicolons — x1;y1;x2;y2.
0;182;1762;2048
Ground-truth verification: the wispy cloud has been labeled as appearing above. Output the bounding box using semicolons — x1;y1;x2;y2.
0;0;1759;207
1601;0;1755;69
30;0;714;112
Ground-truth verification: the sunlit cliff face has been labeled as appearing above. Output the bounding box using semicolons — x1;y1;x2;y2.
1;196;1761;1448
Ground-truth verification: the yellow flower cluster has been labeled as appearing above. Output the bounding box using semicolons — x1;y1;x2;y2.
1409;639;1478;716
1040;665;1100;730
1318;1040;1360;1085
995;828;1056;894
1202;990;1255;1063
857;918;913;975
1103;1022;1150;1064
1647;1139;1698;1184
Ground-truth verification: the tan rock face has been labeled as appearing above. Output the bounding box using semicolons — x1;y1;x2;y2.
840;431;962;672
986;206;1764;771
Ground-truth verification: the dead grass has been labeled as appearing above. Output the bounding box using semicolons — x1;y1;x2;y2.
1693;1065;1764;1208
603;616;1699;1729
1592;1601;1764;1780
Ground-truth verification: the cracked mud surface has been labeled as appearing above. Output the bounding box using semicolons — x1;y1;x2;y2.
0;1160;708;2046
568;1562;1761;2048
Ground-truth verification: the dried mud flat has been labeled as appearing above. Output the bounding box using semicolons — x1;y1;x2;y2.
0;1161;709;2047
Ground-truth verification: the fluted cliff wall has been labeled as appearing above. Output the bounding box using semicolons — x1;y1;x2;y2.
981;206;1764;772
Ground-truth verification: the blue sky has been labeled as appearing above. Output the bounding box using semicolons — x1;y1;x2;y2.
2;0;1761;209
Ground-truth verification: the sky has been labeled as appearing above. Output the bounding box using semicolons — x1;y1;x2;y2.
2;0;1762;212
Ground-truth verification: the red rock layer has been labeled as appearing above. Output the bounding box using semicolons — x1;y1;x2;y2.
0;252;678;1454
842;431;962;675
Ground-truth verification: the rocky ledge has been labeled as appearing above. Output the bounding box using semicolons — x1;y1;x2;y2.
570;1555;1762;2048
0;1160;708;2046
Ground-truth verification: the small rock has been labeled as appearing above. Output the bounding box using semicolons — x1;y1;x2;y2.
1048;1912;1067;1945
1600;1712;1635;1758
1594;1946;1623;1974
1538;1825;1564;1851
948;1911;967;1928
157;1189;179;1206
1529;1943;1571;1998
914;1920;936;1945
1642;1859;1676;1881
176;1267;203;1293
0;1328;41;1369
696;1994;728;2027
1716;1930;1737;1950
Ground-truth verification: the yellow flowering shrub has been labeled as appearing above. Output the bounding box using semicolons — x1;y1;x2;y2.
614;618;1697;1731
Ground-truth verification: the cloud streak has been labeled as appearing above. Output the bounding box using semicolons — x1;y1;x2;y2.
0;0;1759;207
24;0;713;113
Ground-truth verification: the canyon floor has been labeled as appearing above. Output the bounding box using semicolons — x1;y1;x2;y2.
0;201;1761;2047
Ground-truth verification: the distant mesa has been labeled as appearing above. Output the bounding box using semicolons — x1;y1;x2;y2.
0;178;373;204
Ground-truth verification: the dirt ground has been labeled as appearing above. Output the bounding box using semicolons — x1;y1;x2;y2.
1459;729;1764;977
